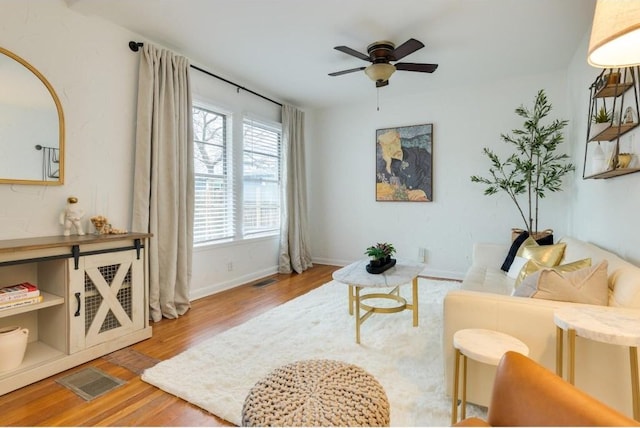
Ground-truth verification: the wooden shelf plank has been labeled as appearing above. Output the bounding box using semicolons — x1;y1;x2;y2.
589;122;639;142
584;168;640;179
0;341;65;382
0;291;64;318
594;82;634;98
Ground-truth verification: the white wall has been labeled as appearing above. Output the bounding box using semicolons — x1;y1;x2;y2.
308;71;574;278
0;0;139;238
567;32;640;265
0;0;286;300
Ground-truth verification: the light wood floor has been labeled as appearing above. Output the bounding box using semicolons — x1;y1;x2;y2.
0;264;339;426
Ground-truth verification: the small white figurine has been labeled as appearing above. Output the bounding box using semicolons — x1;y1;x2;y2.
60;196;85;236
624;106;636;124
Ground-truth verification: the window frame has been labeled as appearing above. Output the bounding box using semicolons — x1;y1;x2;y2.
241;116;282;238
192;101;283;247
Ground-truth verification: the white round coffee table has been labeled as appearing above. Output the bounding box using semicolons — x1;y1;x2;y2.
451;328;529;424
332;258;425;344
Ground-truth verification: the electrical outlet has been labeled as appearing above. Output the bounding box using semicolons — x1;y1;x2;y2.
418;248;427;263
227;262;233;271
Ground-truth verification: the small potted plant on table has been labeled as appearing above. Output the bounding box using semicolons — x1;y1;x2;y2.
365;242;396;274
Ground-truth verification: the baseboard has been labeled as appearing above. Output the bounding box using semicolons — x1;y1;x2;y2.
190;266;278;301
190;261;466;301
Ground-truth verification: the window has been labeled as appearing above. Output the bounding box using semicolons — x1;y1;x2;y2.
243;118;281;236
193;106;234;243
192;105;282;245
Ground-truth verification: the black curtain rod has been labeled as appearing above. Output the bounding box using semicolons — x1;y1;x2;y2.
129;41;282;107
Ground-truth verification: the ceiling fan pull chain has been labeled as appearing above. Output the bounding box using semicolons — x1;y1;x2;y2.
377;87;380;111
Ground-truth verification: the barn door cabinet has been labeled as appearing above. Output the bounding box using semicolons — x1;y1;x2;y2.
0;233;152;395
583;66;640;179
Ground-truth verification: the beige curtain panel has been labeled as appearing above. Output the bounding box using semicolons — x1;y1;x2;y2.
279;105;313;274
132;43;194;322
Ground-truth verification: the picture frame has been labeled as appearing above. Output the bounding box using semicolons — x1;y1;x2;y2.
375;123;433;202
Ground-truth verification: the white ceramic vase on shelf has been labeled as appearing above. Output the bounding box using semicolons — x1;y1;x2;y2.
0;326;29;372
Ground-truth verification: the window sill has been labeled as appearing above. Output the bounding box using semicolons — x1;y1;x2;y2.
194;233;278;252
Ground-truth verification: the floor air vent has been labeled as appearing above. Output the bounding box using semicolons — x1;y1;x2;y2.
56;367;125;401
104;348;160;374
253;278;278;287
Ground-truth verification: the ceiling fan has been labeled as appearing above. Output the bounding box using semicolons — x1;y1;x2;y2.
328;38;438;87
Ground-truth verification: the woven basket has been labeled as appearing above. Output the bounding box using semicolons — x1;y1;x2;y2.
511;228;553;242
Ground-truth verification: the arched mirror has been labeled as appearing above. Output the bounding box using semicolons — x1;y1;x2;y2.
0;47;64;185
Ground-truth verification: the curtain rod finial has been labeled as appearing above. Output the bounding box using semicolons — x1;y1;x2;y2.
129;41;143;52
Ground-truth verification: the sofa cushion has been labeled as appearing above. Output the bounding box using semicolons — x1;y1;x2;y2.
514;260;608;305
513;258;591;297
507;256;528;279
514;243;567;285
462;265;514;295
500;231;554;272
521;243;566;267
500;231;530;272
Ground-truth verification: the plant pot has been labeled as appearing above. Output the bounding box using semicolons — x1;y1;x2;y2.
0;326;29;372
511;228;553;242
617;153;633;169
606;72;621;85
590;122;610;140
366;258;396;274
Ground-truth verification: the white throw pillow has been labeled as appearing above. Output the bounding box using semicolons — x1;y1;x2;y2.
507;256;528;279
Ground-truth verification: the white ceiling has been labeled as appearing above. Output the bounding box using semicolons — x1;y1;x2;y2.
67;0;596;109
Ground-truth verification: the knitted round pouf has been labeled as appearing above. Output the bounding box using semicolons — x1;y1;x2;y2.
241;359;390;427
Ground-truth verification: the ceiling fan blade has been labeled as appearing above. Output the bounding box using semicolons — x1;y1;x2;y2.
395;62;439;73
334;46;371;62
328;66;366;77
391;38;424;61
376;80;389;88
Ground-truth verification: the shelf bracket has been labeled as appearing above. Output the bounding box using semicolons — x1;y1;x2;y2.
72;245;80;270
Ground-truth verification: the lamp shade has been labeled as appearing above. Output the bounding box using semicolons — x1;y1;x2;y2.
588;0;640;67
364;63;396;82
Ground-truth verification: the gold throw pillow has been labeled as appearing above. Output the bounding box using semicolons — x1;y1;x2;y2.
515;257;592;288
515;236;539;257
521;243;566;267
514;243;568;286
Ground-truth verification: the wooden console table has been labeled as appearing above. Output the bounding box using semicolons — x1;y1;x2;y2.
0;233;152;395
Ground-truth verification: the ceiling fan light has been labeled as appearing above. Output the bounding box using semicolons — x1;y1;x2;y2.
364;63;396;82
588;0;640;67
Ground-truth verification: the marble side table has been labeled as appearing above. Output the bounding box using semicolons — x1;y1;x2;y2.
332;258;425;344
451;328;529;425
555;306;640;420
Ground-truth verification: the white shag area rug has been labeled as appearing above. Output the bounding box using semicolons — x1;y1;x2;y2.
142;278;487;426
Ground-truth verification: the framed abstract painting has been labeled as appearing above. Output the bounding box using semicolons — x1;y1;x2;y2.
375;123;433;202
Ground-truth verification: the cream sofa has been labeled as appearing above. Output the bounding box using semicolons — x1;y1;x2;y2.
443;236;640;417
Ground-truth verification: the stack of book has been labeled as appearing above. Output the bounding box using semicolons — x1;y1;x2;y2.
0;282;42;310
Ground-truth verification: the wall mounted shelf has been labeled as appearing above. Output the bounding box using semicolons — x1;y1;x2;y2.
583;66;640;179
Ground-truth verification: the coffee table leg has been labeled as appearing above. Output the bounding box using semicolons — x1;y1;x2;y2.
556;326;563;377
355;286;361;344
568;328;576;385
630;346;639;420
451;348;461;425
461;354;467;420
412;277;419;327
348;285;354;316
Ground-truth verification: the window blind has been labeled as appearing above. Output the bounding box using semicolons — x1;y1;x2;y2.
242;118;281;236
193;106;235;243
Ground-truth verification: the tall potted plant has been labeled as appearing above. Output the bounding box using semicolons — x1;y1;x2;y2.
470;89;574;236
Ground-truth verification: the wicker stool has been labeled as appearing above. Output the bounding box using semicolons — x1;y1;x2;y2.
241;359;390;427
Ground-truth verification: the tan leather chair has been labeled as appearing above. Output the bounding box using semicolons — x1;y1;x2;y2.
455;351;639;427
